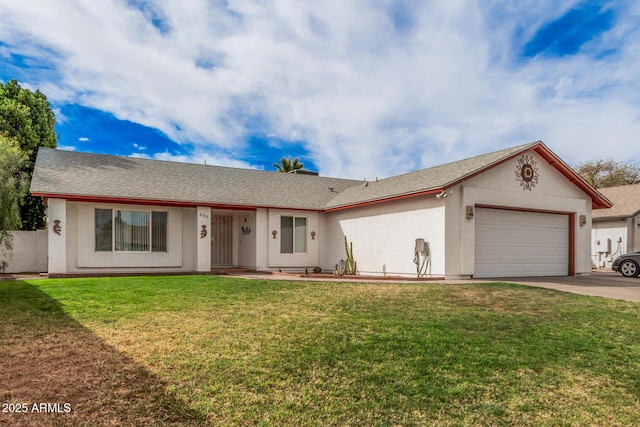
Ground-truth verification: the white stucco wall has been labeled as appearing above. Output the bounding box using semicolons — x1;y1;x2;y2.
48;198;67;274
0;230;48;273
53;201;200;274
267;209;320;269
591;218;632;269
446;150;593;278
322;197;446;277
196;206;211;272
255;208;269;271
237;211;257;269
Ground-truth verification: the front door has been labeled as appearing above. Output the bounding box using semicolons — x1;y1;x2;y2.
211;215;233;266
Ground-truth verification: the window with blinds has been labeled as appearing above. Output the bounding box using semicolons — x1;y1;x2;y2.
95;209;167;252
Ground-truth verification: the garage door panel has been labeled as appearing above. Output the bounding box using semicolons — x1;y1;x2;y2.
475;208;569;278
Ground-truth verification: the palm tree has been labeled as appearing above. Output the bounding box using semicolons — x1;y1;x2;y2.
273;156;304;173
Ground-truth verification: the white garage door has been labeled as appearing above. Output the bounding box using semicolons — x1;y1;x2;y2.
474;208;569;278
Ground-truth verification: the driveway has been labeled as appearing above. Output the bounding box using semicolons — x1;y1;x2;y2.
494;271;640;302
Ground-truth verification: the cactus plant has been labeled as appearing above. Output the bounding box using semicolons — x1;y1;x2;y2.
344;236;357;275
334;236;357;275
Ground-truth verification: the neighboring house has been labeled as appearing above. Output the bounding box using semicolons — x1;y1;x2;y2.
591;183;640;269
30;141;611;279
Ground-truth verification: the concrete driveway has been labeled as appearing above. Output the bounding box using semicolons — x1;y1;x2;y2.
494;271;640;302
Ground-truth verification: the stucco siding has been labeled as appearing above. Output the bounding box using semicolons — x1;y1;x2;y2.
48;198;66;274
237;211;257;269
267;209;320;268
182;208;197;271
592;220;628;269
0;230;47;273
322;197;445;277
255;209;269;270
53;201;200;274
450;150;593;277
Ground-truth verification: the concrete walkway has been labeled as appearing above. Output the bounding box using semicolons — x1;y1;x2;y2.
490;271;640;302
232;270;640;302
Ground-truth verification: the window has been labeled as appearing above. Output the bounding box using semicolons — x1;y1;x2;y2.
280;216;307;253
95;209;113;251
95;209;167;252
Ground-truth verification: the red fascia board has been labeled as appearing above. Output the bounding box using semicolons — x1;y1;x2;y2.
31;193;322;213
532;145;612;209
442;146;540;190
324;145;537;212
323;188;443;212
324;142;611;212
33;142;612;213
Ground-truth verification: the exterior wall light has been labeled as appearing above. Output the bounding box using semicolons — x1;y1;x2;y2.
466;206;474;220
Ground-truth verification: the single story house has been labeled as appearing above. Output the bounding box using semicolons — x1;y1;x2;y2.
30;140;611;279
591;183;640;269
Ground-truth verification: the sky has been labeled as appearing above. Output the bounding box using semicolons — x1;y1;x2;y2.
0;0;638;179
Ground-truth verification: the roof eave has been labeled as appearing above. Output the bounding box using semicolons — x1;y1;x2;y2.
324;141;613;212
530;144;613;209
593;209;640;220
323;188;444;212
32;193;325;212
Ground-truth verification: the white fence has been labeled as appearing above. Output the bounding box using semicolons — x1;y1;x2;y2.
0;230;48;273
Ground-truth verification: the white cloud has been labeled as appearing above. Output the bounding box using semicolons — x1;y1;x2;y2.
78;137;89;142
131;148;262;170
0;0;638;178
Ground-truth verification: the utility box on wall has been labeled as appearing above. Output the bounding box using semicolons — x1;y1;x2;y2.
595;237;612;254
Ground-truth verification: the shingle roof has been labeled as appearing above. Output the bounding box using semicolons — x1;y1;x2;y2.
592;183;640;219
30;148;359;210
325;142;537;209
30;141;611;211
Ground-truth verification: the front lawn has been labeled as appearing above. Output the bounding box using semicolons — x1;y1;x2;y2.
2;276;640;426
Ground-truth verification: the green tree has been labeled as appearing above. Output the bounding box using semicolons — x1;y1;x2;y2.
273;156;304;173
575;158;640;189
0;135;28;258
0;79;57;229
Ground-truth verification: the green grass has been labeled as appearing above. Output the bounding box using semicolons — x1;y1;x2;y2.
2;276;640;426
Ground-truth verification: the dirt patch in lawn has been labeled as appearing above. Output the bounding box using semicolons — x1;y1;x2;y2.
0;281;207;426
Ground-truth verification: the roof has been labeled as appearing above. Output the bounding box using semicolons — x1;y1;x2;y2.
592;183;640;219
325;141;611;210
30;148;359;211
326;142;537;209
30;141;612;211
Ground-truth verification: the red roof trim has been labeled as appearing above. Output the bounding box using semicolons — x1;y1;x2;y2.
31;193;322;213
326;141;612;211
531;144;612;209
324;188;443;212
33;142;612;213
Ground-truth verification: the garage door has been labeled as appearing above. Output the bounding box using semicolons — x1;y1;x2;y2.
474;208;569;278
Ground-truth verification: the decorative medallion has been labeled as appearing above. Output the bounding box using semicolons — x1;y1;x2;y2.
200;224;208;239
515;154;539;191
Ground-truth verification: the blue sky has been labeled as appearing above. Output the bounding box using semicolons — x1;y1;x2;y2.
0;0;638;179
